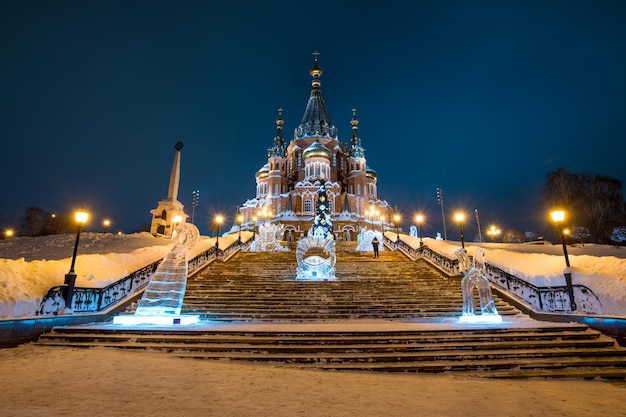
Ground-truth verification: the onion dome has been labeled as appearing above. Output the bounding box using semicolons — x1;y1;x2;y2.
366;165;378;180
303;140;331;160
255;163;270;180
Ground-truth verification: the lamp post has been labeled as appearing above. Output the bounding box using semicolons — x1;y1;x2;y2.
437;188;447;240
215;215;224;249
393;213;401;241
455;212;465;250
237;214;244;243
415;214;424;247
487;225;501;241
551;210;577;311
64;210;89;309
252;215;257;239
103;219;111;233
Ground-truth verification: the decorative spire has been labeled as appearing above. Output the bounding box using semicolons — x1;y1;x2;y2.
268;108;286;158
294;51;338;140
348;108;365;158
167;141;183;200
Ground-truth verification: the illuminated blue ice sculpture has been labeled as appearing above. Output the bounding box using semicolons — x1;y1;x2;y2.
455;247;501;323
113;223;200;325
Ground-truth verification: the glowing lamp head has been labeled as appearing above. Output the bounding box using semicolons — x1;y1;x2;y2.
103;219;111;227
75;211;89;224
415;214;424;224
551;210;565;222
172;215;183;224
215;215;224;225
237;214;244;223
393;214;400;223
5;229;14;238
455;213;465;222
252;216;258;222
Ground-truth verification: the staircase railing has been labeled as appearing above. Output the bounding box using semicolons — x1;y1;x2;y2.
38;237;251;316
385;235;603;315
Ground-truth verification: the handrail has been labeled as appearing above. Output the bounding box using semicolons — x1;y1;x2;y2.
38;237;251;316
385;235;603;315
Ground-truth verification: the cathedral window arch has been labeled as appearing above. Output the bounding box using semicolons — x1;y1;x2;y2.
304;199;312;213
349;185;353;194
274;184;278;195
357;184;361;196
356;161;360;171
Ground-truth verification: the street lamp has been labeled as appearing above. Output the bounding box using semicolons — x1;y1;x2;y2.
103;219;111;233
64;210;89;308
551;210;576;311
455;212;465;250
487;225;501;241
214;215;224;249
415;214;424;247
393;213;401;241
4;229;14;238
237;214;244;243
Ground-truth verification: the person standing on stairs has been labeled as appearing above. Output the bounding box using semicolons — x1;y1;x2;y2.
372;236;379;258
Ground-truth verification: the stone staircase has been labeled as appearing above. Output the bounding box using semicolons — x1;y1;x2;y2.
36;242;626;379
37;324;626;379
181;242;518;321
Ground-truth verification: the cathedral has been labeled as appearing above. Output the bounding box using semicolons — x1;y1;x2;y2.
238;53;393;241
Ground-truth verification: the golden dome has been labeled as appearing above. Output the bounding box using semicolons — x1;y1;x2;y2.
255;163;269;180
303;140;331;160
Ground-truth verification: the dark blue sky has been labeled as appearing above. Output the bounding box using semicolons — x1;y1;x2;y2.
2;1;625;239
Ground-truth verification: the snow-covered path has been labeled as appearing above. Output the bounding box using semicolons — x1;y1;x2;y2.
1;342;625;417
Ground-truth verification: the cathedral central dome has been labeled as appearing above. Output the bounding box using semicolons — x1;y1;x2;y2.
303;140;331;160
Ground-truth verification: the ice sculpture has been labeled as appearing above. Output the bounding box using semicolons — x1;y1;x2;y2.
295;233;336;280
250;222;289;252
113;223;200;325
409;225;418;237
356;229;384;252
455;247;501;323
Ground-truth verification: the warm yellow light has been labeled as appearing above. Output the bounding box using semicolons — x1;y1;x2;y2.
393;214;400;223
563;228;570;236
415;214;424;224
75;211;89;224
215;215;224;224
5;229;14;238
172;215;182;224
237;214;244;223
455;213;464;222
551;210;565;222
252;216;258;222
103;219;111;227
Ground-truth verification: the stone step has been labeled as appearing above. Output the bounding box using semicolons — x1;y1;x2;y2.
36;326;626;379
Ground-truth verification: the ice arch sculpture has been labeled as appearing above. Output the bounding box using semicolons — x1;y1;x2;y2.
296;233;336;280
250;223;289;252
356;229;384;252
454;247;501;323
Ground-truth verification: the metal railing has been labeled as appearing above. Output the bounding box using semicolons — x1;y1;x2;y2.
385;235;603;315
38;237;251;316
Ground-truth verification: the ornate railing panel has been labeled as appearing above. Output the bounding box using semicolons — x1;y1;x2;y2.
387;236;603;315
38;237;250;316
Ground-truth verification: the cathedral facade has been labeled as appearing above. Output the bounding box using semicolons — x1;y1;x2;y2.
238;54;393;241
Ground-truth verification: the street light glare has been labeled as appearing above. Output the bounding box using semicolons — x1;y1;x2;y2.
551;210;565;222
215;215;224;224
455;213;464;222
415;214;424;223
75;211;89;224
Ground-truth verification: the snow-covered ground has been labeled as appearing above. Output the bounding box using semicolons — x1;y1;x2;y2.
2;233;626;416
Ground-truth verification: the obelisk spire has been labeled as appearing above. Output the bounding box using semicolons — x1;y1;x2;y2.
167;141;183;201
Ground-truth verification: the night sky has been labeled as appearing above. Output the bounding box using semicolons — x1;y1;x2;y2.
2;1;625;240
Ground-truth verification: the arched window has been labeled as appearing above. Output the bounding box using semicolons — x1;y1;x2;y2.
304;199;312;213
357;184;361;195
